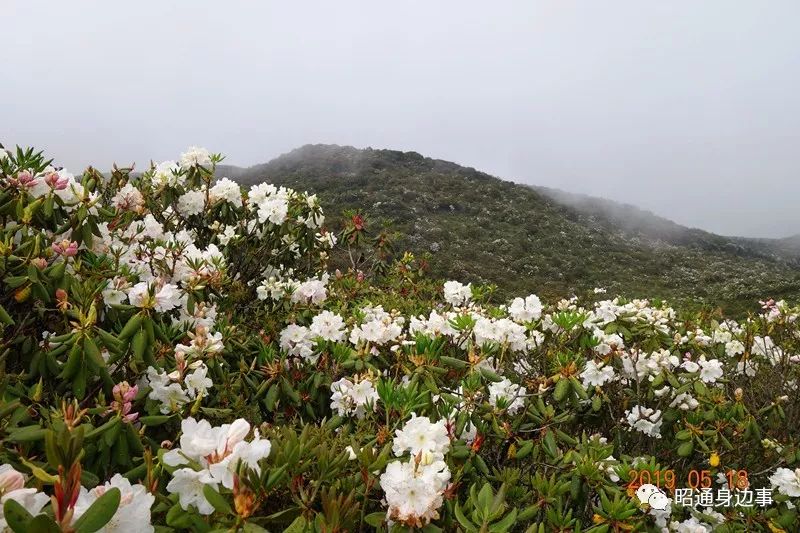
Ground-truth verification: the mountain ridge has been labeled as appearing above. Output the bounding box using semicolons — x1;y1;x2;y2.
219;144;800;311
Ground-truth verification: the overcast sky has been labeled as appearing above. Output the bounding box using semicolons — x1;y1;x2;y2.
4;1;799;238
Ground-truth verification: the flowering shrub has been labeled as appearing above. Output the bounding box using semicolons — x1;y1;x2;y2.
0;145;799;532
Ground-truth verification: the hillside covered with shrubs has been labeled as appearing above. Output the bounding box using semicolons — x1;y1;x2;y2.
0;145;799;532
221;144;800;315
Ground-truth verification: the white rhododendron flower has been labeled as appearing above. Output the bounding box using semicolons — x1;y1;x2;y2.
280;324;316;361
290;277;328;304
217;225;237;245
128;282;182;312
164;418;270;514
392;415;450;457
330;377;379;418
669;392;699;410
111;183;144;212
623;405;663;438
380;416;452;527
209;177;241;205
380;453;450;528
179;146;212;169
473;317;528;352
145;363;214;414
310;310;346;342
670;517;713;532
621;349;679;381
769;467;800;497
725;339;745;357
507;294;543;322
184;364;213;399
443;280;472;306
177;190;206;217
72;474;155;533
580;360;616;388
698;356;724;383
350;305;405;346
752;336;785;365
488;378;527;414
151;160;183;188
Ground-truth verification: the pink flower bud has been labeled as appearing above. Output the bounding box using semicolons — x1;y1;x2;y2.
123;384;138;403
52;240;78;257
0;466;25;494
45;172;69;190
16;171;37;188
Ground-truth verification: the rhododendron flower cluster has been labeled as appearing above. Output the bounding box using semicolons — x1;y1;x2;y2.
381;416;451;527
165;418;271;515
443;280;472;306
487;378;527;414
330;376;379;418
623;405;664;438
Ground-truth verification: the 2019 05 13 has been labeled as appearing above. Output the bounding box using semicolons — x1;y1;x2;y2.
627;469;750;490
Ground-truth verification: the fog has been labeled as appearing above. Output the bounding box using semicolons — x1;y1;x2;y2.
3;1;799;238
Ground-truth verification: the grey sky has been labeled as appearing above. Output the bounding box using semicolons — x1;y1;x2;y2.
3;1;799;238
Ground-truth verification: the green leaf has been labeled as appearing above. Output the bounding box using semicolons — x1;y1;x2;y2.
364;512;386;528
118;313;143;341
60;343;82;380
454;503;475;531
202;485;233;515
265;464;288;490
0;303;14;326
284;516;309;533
138;415;173;426
542;430;558;459
132;329;147;361
280;378;300;404
83;337;105;369
473;454;490;476
553;378;570;402
25;514;60;533
491;508;517;532
85;416;121;440
20;457;58;483
166;503;194;528
4;275;28;289
6;425;47;442
478;367;503;382
264;383;279;411
677;440;694;457
47;260;66;281
440;356;468;369
72;487;121;533
241;523;270;532
477;483;494;513
73;364;88;399
2;499;34;532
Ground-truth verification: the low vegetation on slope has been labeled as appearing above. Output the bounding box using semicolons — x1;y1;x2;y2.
222;145;800;314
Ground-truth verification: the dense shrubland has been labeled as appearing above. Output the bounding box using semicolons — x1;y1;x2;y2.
0;145;799;532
